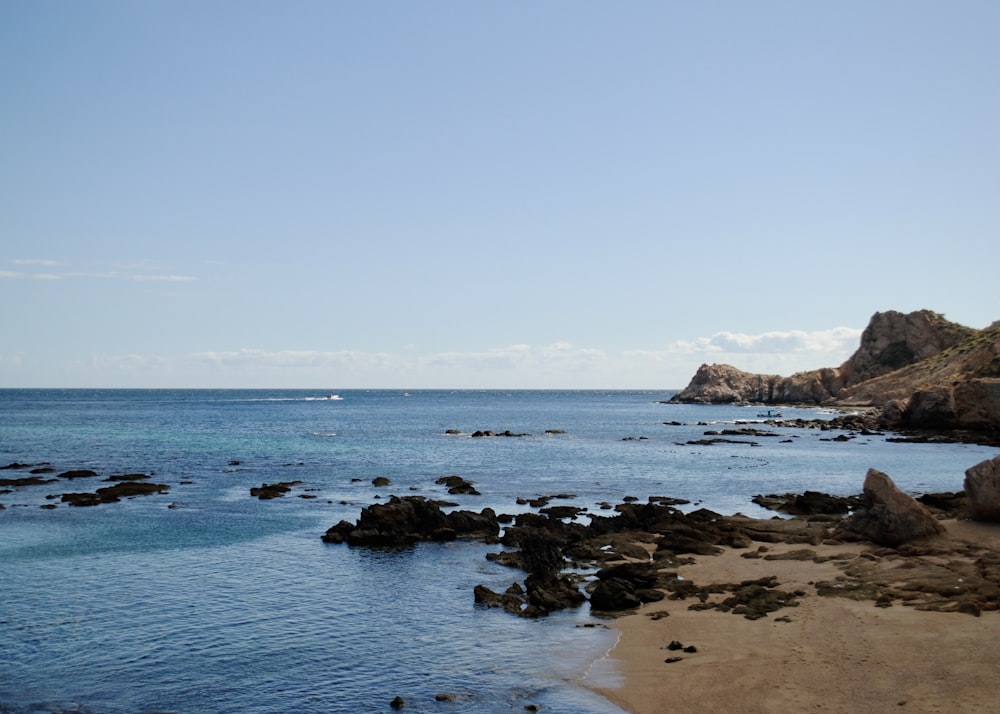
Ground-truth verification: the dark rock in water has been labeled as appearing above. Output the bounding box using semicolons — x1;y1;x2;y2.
250;481;302;500
320;520;357;544
390;695;405;709
0;474;58;488
479;529;587;617
838;469;945;546
61;491;105;507
470;429;530;438
649;496;691;506
964;455;1000;521
61;481;170;506
752;491;860;516
539;505;587;520
106;473;151;482
99;481;169;499
435;474;481;495
371;476;391;487
474;584;525;614
324;495;499;546
59;469;100;479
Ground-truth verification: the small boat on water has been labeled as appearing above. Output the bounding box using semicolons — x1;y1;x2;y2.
326;394;344;401
757;409;782;418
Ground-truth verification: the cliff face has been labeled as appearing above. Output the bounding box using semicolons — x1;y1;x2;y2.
669;363;843;405
670;310;1000;435
837;310;976;386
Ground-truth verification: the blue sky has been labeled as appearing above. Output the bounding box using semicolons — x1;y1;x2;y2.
2;1;998;388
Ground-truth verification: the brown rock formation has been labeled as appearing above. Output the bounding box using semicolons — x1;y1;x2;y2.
964;455;1000;522
671;310;1000;437
838;469;946;547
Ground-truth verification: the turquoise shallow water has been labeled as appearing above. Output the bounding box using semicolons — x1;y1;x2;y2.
1;389;997;713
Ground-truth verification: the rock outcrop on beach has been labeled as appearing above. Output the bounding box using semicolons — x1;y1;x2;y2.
671;310;1000;438
837;469;946;546
964;455;1000;522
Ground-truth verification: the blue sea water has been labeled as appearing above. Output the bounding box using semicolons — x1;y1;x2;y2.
1;389;997;714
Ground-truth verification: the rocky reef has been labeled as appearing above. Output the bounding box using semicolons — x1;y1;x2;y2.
324;456;1000;618
321;495;500;546
670;310;1000;440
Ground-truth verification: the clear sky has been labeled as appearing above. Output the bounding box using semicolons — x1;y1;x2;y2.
2;1;998;389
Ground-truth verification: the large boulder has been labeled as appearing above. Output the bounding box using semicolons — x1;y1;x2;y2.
964;455;1000;522
839;469;945;546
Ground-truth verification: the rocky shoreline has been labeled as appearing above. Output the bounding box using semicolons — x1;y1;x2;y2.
324;456;1000;620
319;455;1000;711
6;447;999;713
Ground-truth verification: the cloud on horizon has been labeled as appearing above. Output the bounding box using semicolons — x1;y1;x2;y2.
3;258;198;283
628;327;863;361
65;326;864;387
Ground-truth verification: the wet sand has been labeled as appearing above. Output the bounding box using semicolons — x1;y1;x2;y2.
585;520;1000;714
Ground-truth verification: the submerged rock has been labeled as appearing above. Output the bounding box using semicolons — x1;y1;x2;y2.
250;481;302;499
61;481;170;506
435;474;480;495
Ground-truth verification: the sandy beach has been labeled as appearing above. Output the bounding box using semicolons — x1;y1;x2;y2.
587;519;1000;714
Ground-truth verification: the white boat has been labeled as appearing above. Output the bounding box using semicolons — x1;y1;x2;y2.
326;394;344;400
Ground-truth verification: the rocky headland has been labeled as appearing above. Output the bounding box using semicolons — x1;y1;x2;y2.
670;310;1000;443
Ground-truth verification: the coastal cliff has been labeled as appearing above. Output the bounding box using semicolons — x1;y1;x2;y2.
671;310;1000;436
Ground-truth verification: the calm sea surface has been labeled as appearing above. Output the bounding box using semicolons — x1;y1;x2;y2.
2;389;997;713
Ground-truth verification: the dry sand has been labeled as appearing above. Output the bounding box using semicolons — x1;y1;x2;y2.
585;520;1000;714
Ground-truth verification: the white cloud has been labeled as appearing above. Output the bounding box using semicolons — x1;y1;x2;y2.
192;348;396;370
427;345;533;370
2;258;197;283
70;329;863;389
630;327;862;359
0;353;25;368
90;354;167;370
0;270;67;280
11;258;61;267
706;327;862;354
130;274;198;282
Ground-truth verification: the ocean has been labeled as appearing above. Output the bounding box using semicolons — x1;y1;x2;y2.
2;389;997;714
